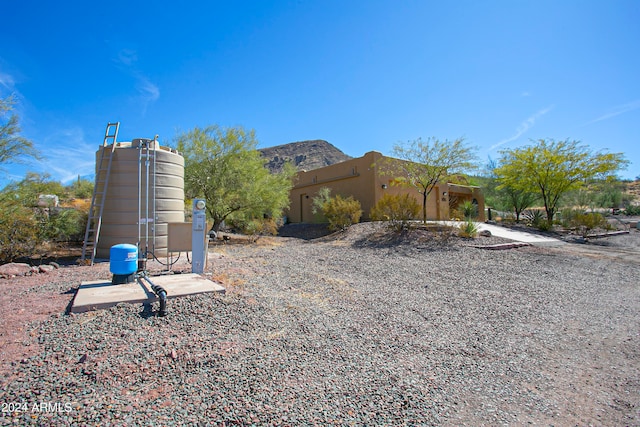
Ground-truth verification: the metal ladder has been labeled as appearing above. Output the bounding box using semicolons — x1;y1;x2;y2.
137;136;158;263
81;122;120;264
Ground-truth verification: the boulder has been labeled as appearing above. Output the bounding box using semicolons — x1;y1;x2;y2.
0;262;33;277
39;265;56;274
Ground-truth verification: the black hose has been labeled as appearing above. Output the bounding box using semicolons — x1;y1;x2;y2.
152;284;168;317
148;250;182;267
139;275;168;317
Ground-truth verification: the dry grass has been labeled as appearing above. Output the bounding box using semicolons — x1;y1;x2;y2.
210;271;246;295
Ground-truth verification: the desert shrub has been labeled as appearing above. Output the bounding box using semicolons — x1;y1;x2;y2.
458;218;478;238
44;208;88;242
571;212;609;237
370;193;420;231
523;209;546;228
322;195;362;231
596;187;623;210
559;209;610;236
311;188;362;231
0;203;41;263
624;204;640;216
66;178;94;199
537;221;553;232
238;218;279;243
558;208;576;228
457;199;478;220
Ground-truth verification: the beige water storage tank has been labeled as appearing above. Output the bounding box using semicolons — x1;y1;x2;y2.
94;139;185;258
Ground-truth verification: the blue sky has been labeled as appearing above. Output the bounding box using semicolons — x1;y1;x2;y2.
1;0;638;188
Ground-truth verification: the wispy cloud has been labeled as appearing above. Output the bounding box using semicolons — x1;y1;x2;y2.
0;67;30;127
113;48;160;114
116;49;138;66
38;127;97;183
490;105;554;151
588;99;640;124
0;71;16;92
135;75;160;114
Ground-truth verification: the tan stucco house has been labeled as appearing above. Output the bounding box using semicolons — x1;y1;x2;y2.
288;151;485;223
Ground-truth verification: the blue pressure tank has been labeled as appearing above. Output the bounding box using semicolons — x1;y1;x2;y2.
110;244;138;284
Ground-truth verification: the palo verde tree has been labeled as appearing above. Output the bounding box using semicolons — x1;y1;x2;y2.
0;95;39;168
379;137;477;223
495;139;628;224
176;125;296;233
484;158;537;222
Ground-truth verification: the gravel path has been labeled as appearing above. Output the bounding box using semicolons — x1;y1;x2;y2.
1;223;639;425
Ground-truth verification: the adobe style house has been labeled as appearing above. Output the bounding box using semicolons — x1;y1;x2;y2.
288;151;485;223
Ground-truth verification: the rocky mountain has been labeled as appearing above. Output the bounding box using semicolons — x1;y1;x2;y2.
627;180;640;199
259;140;352;173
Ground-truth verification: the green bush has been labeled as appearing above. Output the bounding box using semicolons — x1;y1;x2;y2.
322;195;362;231
0;192;89;262
523;209;546;228
370;193;420;231
537;221;553;232
66;178;94;199
572;212;609;237
559;209;610;236
44;208;88;242
558;208;576;228
457;199;478;220
624;204;640;216
458;219;479;238
0;204;41;263
236;217;279;243
311;188;362;231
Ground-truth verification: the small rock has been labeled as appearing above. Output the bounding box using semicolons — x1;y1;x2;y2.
479;230;492;237
78;353;88;364
39;265;55;273
168;349;178;360
49;262;60;269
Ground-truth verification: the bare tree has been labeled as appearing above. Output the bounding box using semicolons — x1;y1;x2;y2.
379;137;477;223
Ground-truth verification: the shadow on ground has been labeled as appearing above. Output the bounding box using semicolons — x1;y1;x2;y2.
277;223;333;240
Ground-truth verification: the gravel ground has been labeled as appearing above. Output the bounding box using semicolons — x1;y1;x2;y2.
1;223;639;426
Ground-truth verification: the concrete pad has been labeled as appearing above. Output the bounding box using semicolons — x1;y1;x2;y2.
139;273;226;299
71;280;148;313
439;221;564;246
71;273;225;314
475;223;565;246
